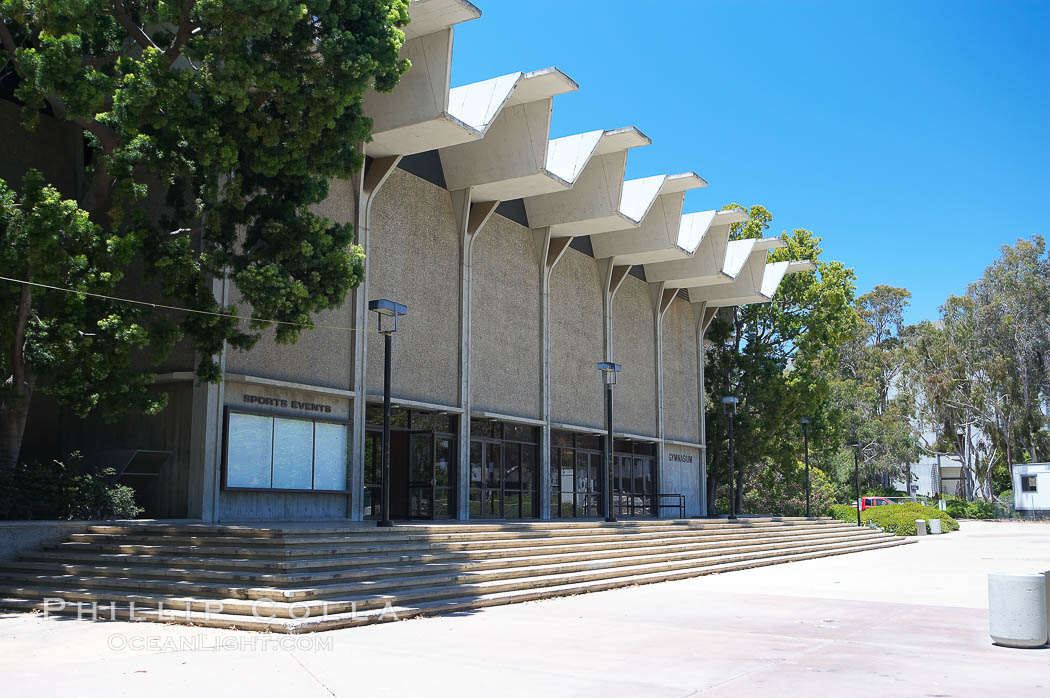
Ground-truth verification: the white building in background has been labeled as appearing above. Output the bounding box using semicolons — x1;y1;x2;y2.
1012;463;1050;512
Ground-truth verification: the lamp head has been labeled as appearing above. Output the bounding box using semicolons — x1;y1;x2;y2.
720;396;739;414
597;361;622;385
368;299;407;334
800;417;811;426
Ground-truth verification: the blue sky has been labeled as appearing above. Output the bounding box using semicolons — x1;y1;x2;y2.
451;1;1050;324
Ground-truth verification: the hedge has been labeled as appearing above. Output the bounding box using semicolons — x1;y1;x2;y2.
830;502;959;536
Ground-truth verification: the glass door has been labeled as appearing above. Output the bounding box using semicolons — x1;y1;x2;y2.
407;431;434;519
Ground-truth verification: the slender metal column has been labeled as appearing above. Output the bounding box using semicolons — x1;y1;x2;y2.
379;332;393;528
727;408;737;521
604;381;616;522
853;444;862;526
801;418;811;518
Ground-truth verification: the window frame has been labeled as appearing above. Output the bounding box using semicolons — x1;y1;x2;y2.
1020;474;1038;493
222;407;353;494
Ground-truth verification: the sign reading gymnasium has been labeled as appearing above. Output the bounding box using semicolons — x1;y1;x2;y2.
668;452;694;464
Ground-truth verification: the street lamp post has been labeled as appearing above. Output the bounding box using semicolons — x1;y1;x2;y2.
800;418;811;518
721;396;739;521
849;440;862;527
369;298;407;528
597;362;622;523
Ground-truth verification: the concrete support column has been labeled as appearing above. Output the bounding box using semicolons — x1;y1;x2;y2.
187;273;229;523
534;230;573;520
349;154;402;521
452;189;499;520
598;260;632;362
693;301;716;517
650;283;674;517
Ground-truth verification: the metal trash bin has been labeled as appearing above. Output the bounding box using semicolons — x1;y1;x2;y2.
915;519;927;536
988;572;1050;648
928;518;942;534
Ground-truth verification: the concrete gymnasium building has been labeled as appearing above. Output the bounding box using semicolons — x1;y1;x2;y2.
20;0;812;524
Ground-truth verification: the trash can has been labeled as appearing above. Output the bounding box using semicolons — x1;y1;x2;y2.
928;518;942;534
988;572;1049;648
915;519;927;536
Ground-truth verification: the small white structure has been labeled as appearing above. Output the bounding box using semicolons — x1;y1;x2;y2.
1012;463;1050;512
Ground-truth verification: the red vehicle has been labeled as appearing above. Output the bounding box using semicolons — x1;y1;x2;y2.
859;496;897;511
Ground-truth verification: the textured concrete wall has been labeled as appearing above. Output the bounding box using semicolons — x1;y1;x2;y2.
550;249;604;429
365;168;460;405
470;215;541;418
224;178;358;391
0;521;96;562
613;277;657;436
660;445;702;517
662;297;700;443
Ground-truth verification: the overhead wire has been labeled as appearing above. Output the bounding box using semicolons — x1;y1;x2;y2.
0;275;363;333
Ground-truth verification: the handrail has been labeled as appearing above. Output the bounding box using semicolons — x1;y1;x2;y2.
657;493;685;519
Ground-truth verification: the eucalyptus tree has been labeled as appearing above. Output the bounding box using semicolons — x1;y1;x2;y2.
0;1;411;466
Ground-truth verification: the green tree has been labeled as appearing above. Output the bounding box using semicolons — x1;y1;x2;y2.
904;236;1050;499
0;1;411;466
704;205;858;515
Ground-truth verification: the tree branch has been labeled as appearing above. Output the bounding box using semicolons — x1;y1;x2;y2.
166;0;197;62
109;0;160;52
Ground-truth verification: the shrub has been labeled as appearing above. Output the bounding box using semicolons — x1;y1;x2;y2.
862;502;959;536
966;500;995;519
829;502;958;536
945;499;968;519
0;454;143;520
831;504;860;524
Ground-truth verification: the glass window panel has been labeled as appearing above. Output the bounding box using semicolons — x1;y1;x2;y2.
364;431;381;485
521;491;534;518
410;435;431;482
272;418;314;489
643;459;654;494
504;492;520;519
576;434;601;451
486;490;501;518
469;489;483;517
434;488;451;517
362;486;376;519
470;419;493;438
505;446;521;490
551;430;573;447
435;438;451;487
313;422;348;490
486;446;501;488
575;451;589;493
409;487;432;517
227;413;273;488
634;457;645;495
521;447;536;491
470;441;483;487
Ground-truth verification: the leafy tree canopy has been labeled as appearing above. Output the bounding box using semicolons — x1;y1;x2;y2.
0;0;411;465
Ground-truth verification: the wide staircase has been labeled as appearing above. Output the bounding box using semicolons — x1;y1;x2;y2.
0;517;911;633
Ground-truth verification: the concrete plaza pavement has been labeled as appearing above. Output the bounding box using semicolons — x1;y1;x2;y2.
1;520;1047;698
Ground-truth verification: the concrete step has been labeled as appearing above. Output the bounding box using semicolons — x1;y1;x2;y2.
1;532;889;599
0;535;908;609
50;522;856;559
66;519;850;548
0;537;912;632
80;517;828;538
26;524;875;573
9;529;889;586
